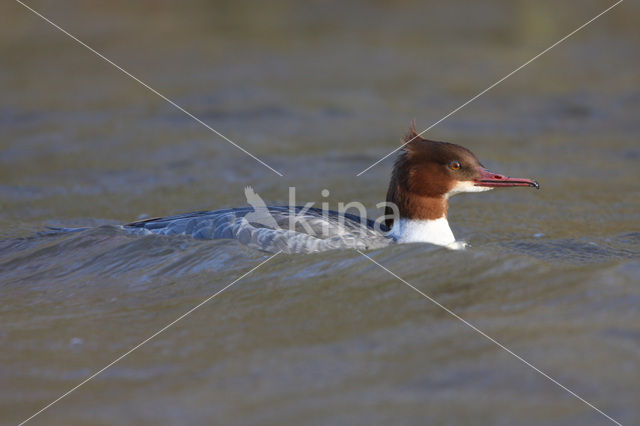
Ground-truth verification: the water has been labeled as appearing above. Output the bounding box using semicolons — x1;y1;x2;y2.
2;0;639;424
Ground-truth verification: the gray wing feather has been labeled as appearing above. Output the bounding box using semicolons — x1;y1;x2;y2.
124;207;391;253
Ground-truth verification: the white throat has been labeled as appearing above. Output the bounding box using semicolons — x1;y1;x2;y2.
390;217;463;248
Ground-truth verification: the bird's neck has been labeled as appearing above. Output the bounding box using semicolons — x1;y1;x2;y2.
389;216;455;245
385;181;456;246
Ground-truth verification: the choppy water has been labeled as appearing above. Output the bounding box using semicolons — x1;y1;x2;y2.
2;1;639;425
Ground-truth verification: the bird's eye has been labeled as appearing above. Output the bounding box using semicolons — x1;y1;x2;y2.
449;161;461;170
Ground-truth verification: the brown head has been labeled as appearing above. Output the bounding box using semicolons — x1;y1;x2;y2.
384;122;539;229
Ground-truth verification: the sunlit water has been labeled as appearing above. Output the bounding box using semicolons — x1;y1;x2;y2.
1;1;639;425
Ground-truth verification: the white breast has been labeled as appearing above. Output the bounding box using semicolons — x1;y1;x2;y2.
390;217;464;249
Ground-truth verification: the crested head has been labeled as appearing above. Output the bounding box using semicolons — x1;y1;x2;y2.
397;121;490;197
385;121;539;230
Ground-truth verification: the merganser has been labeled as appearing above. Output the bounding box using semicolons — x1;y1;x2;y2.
124;123;539;253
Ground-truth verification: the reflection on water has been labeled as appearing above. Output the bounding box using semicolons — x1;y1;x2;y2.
1;0;639;424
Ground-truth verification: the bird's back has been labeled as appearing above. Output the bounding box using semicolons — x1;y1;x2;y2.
125;206;390;254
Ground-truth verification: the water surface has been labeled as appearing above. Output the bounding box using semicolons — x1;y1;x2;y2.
1;0;639;424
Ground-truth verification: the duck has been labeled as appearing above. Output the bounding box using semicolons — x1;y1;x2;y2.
124;123;539;253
